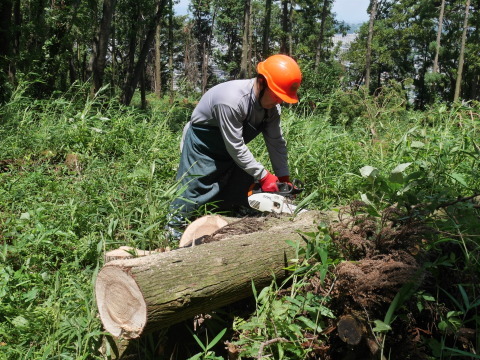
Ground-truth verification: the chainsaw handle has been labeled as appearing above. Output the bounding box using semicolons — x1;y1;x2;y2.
248;179;304;197
276;179;304;196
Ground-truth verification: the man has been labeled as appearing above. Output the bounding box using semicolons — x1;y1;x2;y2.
168;54;302;238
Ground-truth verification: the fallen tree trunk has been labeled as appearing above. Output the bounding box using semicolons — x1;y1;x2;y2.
95;211;326;339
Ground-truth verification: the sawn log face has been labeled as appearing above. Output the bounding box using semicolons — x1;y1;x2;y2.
95;211;326;339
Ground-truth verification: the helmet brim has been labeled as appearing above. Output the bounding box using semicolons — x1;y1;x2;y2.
274;90;299;104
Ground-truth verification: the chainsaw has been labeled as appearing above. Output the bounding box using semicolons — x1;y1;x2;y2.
247;179;307;214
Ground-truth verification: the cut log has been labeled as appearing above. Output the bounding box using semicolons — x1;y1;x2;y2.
95;211;327;339
179;215;228;247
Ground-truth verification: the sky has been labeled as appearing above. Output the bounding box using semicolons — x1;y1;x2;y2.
175;0;370;24
332;0;370;23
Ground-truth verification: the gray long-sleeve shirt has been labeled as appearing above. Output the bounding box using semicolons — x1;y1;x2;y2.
181;78;289;180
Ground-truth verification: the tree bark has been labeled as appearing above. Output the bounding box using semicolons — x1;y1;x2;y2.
201;8;215;93
240;0;251;79
121;0;168;105
280;0;289;54
433;0;445;74
10;0;20;81
95;211;325;339
168;0;174;104
183;23;198;95
91;0;117;94
454;0;471;102
262;0;272;58
154;21;162;98
0;0;13;79
110;22;116;90
288;0;293;55
315;0;331;71
140;65;146;109
365;0;378;92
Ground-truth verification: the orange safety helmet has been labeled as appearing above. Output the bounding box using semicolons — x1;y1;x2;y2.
256;54;302;104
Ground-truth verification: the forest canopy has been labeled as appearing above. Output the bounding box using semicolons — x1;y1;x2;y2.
0;0;478;107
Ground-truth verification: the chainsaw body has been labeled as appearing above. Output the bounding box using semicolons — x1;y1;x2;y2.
247;180;307;214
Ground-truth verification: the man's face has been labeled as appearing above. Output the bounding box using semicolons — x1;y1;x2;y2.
260;87;283;109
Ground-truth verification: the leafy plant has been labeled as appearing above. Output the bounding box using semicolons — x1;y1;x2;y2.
232;227;337;358
188;327;227;360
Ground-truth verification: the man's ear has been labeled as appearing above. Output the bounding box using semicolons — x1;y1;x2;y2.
257;75;266;89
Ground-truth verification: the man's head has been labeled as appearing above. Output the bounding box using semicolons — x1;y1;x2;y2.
256;54;302;105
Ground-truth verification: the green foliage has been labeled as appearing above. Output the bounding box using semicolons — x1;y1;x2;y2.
0;84;183;359
188;328;227;360
296;59;343;113
1;80;480;358
232;226;336;358
325;80;410;127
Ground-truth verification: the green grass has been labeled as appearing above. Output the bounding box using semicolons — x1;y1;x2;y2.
1;83;479;358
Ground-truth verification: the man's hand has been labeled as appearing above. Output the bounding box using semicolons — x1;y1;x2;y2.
260;171;279;192
278;175;292;186
278;176;303;197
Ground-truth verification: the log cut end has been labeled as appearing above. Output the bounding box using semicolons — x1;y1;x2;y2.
337;315;364;345
95;266;147;339
179;215;228;247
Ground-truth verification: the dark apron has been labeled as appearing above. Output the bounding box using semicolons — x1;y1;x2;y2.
170;115;265;218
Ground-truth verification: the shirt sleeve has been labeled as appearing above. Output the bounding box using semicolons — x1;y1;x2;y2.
262;109;289;178
213;104;266;180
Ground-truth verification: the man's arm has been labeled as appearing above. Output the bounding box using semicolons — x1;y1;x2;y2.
213;104;266;180
263;113;289;178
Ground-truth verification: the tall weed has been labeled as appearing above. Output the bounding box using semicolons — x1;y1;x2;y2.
0;84;182;358
1;82;479;358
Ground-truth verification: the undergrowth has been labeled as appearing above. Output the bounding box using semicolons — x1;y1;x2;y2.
0;81;479;359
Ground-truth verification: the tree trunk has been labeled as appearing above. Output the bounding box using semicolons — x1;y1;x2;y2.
315;0;331;70
110;23;117;92
471;72;479;100
91;0;117;94
454;0;471;102
183;23;198;95
248;7;254;77
280;0;289;54
69;49;78;85
201;8;215;93
121;0;168;106
168;0;174;104
11;0;20;82
288;0;293;55
365;0;378;91
0;0;13;78
140;65;146;109
154;21;162;98
123;14;138;99
262;0;272;58
95;211;325;339
240;0;251;79
433;0;445;74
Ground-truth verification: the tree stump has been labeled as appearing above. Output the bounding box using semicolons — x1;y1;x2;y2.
337;315;364;345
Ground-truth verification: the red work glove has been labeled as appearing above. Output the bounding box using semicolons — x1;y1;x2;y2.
259;171;279;192
278;175;291;186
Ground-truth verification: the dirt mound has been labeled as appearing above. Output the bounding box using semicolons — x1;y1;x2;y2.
316;202;434;359
329;201;429;311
